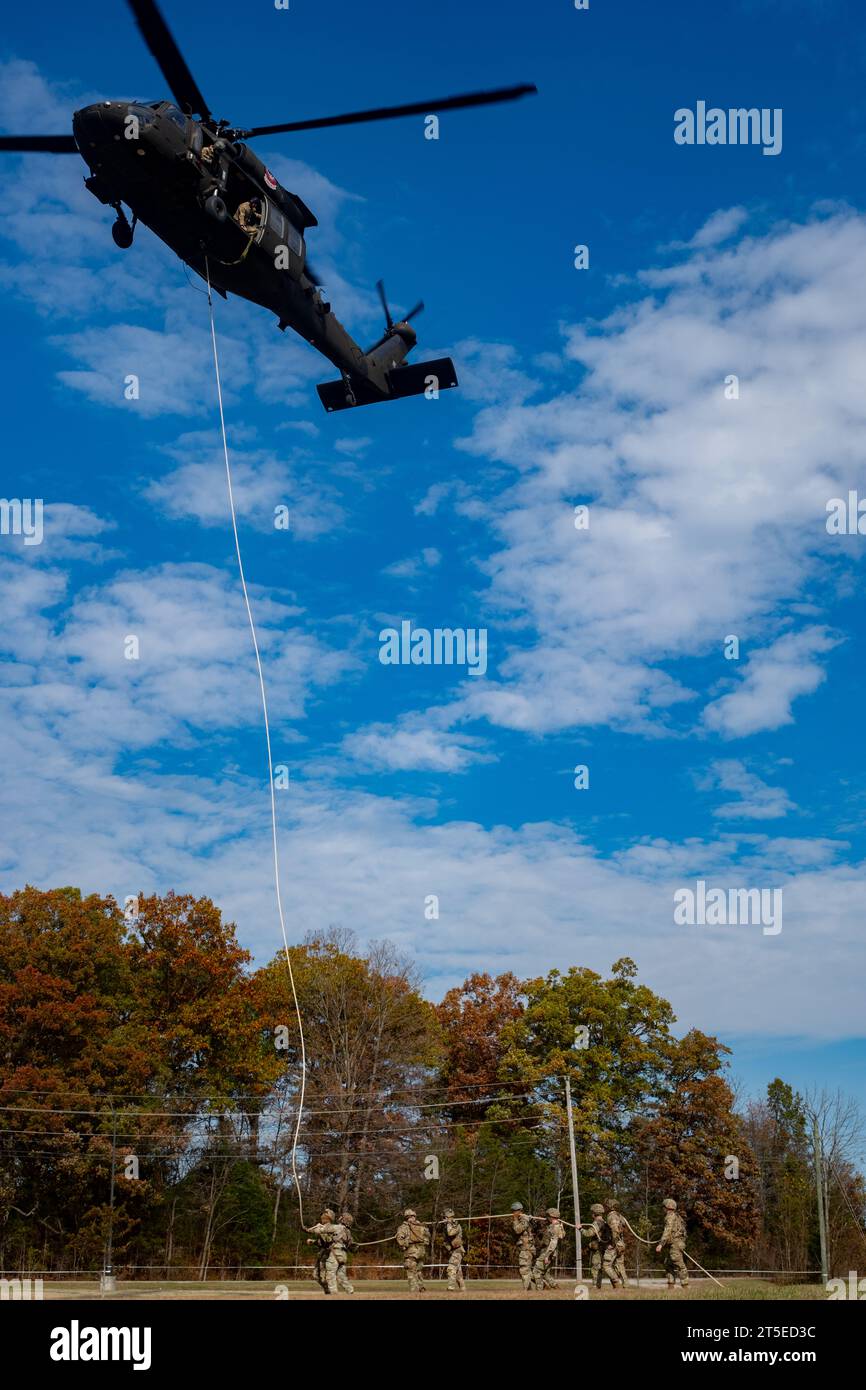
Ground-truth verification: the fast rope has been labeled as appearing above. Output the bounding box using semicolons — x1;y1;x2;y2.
620;1214;723;1288
358;1210;726;1287
353;1211;521;1246
205;256;309;1232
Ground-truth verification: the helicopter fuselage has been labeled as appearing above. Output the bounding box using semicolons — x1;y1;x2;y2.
71;99;412;394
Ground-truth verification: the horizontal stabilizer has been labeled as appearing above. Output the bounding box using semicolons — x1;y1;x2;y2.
387;357;458;399
317;357;458;413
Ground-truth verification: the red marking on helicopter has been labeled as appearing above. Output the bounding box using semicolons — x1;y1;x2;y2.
263;169;278;190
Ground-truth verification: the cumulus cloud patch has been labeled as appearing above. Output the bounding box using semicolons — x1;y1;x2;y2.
343;711;492;773
700;758;798;820
703;627;840;737
145;431;344;539
449;211;865;737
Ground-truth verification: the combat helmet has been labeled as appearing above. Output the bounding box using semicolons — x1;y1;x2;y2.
403;1208;416;1218
546;1207;560;1218
590;1203;605;1215
511;1201;524;1211
663;1197;677;1210
606;1198;619;1210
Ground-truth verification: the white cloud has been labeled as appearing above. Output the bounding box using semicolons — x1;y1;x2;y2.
415;483;447;516
53;316;249;417
703;627;840;737
0;554;356;753
0;58;86;133
334;437;372;456
1;503;118;564
701;758;797;820
447;211;866;737
447;338;540;406
0;733;861;1037
342;711;491;773
145;431;344;539
382;547;441;579
670;206;749;250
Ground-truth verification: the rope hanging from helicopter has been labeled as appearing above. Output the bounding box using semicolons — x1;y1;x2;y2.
207;226;258;268
203;254;309;1231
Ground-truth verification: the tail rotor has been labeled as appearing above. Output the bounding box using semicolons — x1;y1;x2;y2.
366;279;424;352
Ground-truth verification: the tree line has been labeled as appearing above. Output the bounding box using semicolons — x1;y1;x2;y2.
0;886;862;1280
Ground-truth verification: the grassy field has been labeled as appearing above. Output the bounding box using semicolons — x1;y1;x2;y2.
37;1278;827;1301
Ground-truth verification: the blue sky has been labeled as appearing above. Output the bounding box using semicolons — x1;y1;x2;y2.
1;0;865;1126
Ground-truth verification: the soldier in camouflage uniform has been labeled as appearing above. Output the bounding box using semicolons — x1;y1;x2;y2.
656;1197;689;1289
395;1208;430;1292
323;1212;355;1294
605;1198;629;1288
442;1207;465;1291
307;1207;337;1293
580;1203;608;1289
510;1202;536;1291
531;1208;565;1290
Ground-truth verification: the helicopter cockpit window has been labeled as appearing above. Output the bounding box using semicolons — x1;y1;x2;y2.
127;104;155;126
162;105;188;131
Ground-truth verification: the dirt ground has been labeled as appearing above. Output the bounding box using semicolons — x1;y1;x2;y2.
37;1278;826;1301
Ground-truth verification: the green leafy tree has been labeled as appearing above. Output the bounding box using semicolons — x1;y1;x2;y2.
743;1079;816;1275
496;959;674;1201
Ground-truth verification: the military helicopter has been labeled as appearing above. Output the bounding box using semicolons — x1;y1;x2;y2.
0;0;536;412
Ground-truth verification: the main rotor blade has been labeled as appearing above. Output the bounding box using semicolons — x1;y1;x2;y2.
241;83;537;138
0;135;78;153
126;0;212;120
376;279;393;331
402;300;424;323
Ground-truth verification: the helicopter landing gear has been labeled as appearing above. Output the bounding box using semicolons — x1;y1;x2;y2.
204;192;227;222
111;205;136;249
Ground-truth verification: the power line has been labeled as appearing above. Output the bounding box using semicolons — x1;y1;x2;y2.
0;1090;540;1122
829;1159;866;1246
0;1113;545;1141
0;1137;546;1161
0;1075;545;1101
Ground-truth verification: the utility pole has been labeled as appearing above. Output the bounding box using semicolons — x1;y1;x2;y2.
812;1118;828;1286
564;1076;583;1282
102;1102;118;1294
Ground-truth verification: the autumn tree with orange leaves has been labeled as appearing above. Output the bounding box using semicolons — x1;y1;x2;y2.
1;887;861;1281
